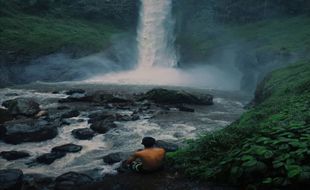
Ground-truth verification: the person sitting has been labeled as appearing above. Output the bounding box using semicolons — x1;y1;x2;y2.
126;137;166;173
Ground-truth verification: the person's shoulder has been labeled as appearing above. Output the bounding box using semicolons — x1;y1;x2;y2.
155;147;166;153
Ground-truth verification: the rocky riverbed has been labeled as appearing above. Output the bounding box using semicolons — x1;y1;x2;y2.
0;83;250;190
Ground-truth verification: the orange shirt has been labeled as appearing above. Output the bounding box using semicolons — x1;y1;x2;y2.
133;148;165;170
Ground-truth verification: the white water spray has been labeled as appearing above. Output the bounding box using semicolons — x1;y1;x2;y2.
86;0;241;90
137;0;178;68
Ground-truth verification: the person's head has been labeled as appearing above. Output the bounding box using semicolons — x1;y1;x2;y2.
141;137;156;148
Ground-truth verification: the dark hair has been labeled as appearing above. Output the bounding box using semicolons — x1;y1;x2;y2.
142;137;156;148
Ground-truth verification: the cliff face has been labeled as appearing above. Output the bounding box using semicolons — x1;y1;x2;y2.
172;0;310;92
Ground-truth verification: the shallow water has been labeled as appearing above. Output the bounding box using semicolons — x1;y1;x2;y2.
0;84;250;178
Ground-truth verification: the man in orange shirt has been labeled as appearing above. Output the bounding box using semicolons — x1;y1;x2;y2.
126;137;166;173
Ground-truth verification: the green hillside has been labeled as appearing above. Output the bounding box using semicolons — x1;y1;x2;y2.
168;61;310;189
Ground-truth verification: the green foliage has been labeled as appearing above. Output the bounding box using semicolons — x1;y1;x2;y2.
177;16;310;61
0;14;120;57
168;62;310;188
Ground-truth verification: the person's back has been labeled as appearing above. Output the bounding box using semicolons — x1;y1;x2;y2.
126;137;166;172
134;147;165;170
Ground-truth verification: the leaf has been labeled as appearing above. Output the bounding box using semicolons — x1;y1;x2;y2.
286;165;302;178
262;177;272;184
241;155;254;161
242;159;258;167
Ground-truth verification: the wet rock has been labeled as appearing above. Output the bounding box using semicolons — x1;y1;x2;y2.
156;140;179;152
2;119;58;144
131;114;140;121
84;91;132;104
0;108;13;124
88;112;116;124
52;144;82;153
0;151;30;161
103;153;122;164
90;120;117;134
141;88;213;105
0;169;23;190
88;112;132;124
23;173;54;190
2;98;41;116
61;110;80;119
59;93;89;103
35;110;48;118
65;89;86;95
177;105;195;112
57;106;70;110
72;128;95;140
5;93;18;97
54;172;93;190
36;152;66;165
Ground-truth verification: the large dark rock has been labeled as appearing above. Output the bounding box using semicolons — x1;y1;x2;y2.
36;152;66;165
61;110;80;119
88;112;132;124
55;172;93;190
65;89;86;95
52;144;82;153
0;169;23;190
22;173;54;190
0;108;13;124
155;140;179;152
1;119;58;144
141;88;213;105
88;112;116;124
0;151;30;161
90;120;117;134
2;98;41;116
102;152;131;165
72;128;96;140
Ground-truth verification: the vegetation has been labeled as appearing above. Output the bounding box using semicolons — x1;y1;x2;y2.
168;61;310;189
0;0;136;60
0;14;119;57
177;16;310;61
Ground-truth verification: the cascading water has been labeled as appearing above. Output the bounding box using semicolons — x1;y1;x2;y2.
86;0;241;90
137;0;178;68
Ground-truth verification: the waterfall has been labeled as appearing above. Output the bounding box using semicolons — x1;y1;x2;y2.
136;0;178;69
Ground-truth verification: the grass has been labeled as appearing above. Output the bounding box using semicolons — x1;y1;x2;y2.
0;14;121;57
168;61;310;189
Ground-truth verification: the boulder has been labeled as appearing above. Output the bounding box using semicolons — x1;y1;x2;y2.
88;112;116;124
156;140;179;152
22;173;54;190
52;144;82;153
61;110;80;119
140;88;213;105
0;108;13;124
82;91;132;104
2;98;41;116
0;169;23;190
0;151;30;161
65;89;86;95
35;110;48;118
103;153;122;164
72;128;95;140
1;119;58;144
54;172;93;190
90;120;117;134
88;112;132;123
36;152;66;165
177;105;195;112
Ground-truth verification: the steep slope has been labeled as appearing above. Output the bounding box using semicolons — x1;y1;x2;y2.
169;61;310;189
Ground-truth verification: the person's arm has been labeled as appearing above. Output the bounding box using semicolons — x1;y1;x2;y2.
126;152;138;165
